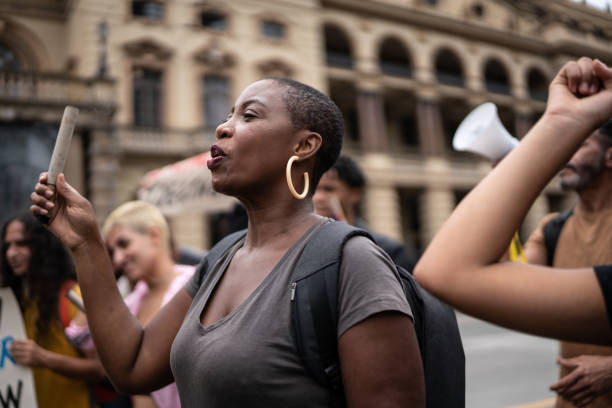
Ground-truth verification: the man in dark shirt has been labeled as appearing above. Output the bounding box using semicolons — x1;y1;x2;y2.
313;155;417;272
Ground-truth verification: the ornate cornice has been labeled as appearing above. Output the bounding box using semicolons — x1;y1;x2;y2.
321;0;612;60
122;38;173;61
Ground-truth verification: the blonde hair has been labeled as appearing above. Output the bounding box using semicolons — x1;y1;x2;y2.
102;201;171;253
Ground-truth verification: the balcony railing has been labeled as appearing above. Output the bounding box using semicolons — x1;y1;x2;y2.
119;126;216;155
0;71;115;108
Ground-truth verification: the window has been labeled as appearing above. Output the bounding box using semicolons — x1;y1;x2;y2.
261;21;286;39
133;68;162;127
527;68;548;101
0;44;19;71
484;59;510;95
324;25;353;69
132;1;164;20
203;75;230;129
472;3;485;17
201;11;227;30
379;37;412;77
435;49;464;87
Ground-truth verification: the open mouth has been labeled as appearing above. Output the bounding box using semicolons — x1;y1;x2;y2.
208;145;227;169
210;145;226;158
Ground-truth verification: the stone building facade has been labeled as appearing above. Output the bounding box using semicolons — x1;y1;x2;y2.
1;0;611;252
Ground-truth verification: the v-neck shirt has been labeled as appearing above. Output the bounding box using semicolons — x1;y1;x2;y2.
170;219;412;407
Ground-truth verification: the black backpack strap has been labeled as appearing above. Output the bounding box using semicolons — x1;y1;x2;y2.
290;221;372;407
194;229;247;287
543;209;574;266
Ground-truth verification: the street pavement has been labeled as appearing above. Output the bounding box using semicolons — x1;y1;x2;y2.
458;313;559;408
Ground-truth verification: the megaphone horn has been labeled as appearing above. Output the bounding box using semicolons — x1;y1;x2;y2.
452;102;519;162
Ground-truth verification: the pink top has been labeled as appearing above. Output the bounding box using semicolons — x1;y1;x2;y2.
66;264;195;408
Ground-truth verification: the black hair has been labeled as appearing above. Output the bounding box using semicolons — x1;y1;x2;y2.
331;155;366;189
1;212;76;341
267;78;344;190
598;119;612;150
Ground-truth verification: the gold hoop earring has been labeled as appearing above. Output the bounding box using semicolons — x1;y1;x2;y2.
286;155;309;200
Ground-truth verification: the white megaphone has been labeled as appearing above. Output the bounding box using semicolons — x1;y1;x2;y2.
452;102;519;162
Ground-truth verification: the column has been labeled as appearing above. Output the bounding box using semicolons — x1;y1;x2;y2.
88;127;120;225
416;95;446;156
364;183;403;241
362;154;402;241
419;157;455;246
419;186;455;246
357;87;388;152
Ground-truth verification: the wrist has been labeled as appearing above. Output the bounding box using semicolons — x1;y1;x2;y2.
71;232;105;258
39;348;51;368
540;109;597;140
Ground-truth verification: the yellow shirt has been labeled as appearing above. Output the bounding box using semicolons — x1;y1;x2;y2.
23;284;91;408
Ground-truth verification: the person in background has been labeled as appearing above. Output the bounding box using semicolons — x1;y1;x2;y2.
101;201;194;408
414;58;612;360
313;155;418;272
521;119;612;408
2;212;94;408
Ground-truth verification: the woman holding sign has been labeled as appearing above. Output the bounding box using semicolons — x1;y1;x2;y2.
1;213;93;408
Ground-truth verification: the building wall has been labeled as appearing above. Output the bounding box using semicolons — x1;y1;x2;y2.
1;0;610;251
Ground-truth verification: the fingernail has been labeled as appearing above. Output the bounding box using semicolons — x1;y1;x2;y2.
40;208;48;215
45;202;54;210
45;190;53;198
580;82;589;93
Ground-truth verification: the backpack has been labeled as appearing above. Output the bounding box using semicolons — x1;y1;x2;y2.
543;209;574;266
203;221;465;408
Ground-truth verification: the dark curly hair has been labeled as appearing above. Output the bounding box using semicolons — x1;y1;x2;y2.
331;155;366;189
268;78;344;191
1;212;76;341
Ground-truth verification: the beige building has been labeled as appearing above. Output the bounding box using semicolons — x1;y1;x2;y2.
1;0;611;252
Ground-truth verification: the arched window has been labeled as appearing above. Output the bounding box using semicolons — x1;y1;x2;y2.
379;37;411;77
324;24;353;69
484;58;510;95
0;43;20;71
527;68;548;101
435;48;464;87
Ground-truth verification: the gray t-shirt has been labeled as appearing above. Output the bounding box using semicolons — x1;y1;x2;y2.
170;220;412;407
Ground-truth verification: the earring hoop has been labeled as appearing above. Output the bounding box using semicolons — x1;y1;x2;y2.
286;155;309;200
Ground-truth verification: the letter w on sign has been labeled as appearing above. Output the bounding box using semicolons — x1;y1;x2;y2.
0;380;22;408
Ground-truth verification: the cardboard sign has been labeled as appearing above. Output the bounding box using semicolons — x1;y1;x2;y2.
0;288;37;408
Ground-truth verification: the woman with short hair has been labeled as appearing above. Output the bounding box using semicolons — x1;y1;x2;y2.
30;78;424;407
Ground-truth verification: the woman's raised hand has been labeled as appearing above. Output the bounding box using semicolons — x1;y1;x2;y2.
30;172;100;251
545;57;612;134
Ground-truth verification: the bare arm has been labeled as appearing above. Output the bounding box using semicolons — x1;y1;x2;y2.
414;58;612;345
10;339;106;382
339;312;425;408
30;173;193;393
